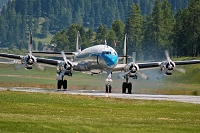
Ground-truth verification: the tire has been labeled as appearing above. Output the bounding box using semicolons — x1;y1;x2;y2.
63;80;67;90
128;82;132;94
105;84;108;93
109;84;112;93
122;82;127;93
57;80;62;89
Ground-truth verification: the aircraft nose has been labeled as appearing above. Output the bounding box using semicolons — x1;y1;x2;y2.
104;55;118;67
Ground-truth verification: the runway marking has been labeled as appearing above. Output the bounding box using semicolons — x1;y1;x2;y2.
1;87;200;104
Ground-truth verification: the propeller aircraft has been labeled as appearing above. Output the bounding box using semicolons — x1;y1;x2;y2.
1;30;200;94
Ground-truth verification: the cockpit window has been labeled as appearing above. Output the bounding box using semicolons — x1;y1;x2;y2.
111;51;116;55
103;51;111;54
103;50;117;55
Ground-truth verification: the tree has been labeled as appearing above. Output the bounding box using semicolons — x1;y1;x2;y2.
186;0;200;57
95;24;108;44
107;29;117;48
36;0;41;18
145;0;164;60
111;20;124;55
41;17;50;38
173;9;185;57
162;0;175;52
51;29;69;52
125;3;144;60
0;16;7;45
67;23;81;51
86;27;94;44
38;41;43;51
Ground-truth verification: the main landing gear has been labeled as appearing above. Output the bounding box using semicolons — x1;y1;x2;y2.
57;76;67;91
122;76;132;94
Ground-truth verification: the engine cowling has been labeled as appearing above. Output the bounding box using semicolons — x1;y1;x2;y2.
57;61;72;76
160;61;175;75
21;55;37;69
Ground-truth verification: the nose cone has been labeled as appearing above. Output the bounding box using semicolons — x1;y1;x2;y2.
102;54;118;67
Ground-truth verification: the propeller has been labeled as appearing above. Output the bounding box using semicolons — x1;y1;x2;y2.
118;52;149;80
156;50;186;79
15;30;45;71
57;51;73;80
15;62;28;70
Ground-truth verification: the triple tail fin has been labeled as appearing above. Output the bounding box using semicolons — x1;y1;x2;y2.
29;29;33;55
123;33;128;64
76;31;81;53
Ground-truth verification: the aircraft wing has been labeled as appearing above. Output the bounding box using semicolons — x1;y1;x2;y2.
113;60;200;72
36;58;59;67
113;62;161;72
36;57;78;68
32;52;75;58
0;53;22;62
174;60;200;65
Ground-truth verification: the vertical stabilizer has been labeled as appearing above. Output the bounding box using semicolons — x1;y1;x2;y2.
29;29;32;55
123;33;128;64
76;31;81;52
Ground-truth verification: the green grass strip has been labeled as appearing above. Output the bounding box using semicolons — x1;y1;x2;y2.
0;91;200;133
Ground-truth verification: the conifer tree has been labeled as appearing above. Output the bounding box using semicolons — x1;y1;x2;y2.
125;3;144;60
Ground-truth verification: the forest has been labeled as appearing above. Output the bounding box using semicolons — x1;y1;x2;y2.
0;0;199;61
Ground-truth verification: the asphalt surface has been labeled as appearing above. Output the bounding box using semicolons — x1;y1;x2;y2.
1;87;200;104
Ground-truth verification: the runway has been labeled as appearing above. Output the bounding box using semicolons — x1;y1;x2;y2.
1;87;200;104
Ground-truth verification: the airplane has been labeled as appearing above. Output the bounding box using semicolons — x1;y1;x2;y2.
1;30;200;94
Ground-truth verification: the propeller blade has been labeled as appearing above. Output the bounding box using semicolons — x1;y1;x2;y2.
57;69;67;80
34;63;46;71
118;70;131;79
174;67;186;73
61;51;68;63
165;50;170;63
136;71;149;80
132;52;136;64
156;68;168;80
15;62;27;70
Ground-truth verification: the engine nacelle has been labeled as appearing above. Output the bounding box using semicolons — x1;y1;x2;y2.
57;61;72;76
160;61;175;75
124;62;139;79
75;61;90;71
125;62;139;73
21;55;36;69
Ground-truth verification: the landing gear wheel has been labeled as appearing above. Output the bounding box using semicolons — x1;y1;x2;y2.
128;82;132;94
122;82;126;93
63;80;67;90
122;82;132;94
106;84;112;93
57;80;62;90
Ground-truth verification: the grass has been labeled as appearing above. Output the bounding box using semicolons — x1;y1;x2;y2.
0;91;200;133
